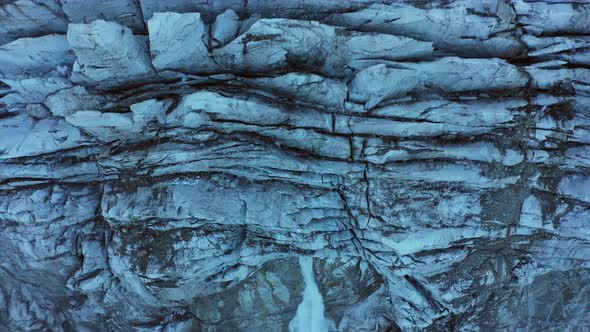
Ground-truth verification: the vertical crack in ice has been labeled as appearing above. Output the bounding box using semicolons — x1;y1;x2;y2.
289;256;336;332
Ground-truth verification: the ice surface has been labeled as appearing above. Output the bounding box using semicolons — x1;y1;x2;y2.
1;1;590;331
289;256;336;332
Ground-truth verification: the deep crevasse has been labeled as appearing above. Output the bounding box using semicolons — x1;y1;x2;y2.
289;256;336;332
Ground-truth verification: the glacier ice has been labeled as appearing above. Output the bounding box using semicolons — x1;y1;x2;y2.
1;0;590;331
289;256;336;332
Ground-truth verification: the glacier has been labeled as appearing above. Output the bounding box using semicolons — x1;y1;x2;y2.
1;0;590;331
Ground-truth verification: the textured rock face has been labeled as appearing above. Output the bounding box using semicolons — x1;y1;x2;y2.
1;0;590;331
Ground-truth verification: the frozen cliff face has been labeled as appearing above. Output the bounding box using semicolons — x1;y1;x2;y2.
1;0;590;331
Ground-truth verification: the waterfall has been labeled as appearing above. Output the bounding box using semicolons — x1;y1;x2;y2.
289;256;336;332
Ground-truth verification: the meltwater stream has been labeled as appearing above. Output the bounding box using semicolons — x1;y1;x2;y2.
289;256;336;332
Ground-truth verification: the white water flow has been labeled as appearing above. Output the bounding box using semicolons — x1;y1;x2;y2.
289;256;336;332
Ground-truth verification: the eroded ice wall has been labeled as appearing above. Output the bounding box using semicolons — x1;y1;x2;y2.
1;0;590;331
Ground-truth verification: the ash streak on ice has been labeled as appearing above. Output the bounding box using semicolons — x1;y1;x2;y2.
289;256;336;332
